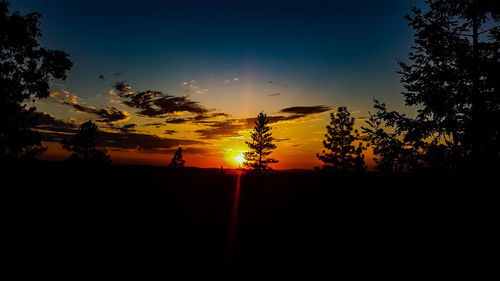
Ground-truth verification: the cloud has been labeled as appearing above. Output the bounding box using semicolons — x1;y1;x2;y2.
165;117;192;124
52;90;78;104
279;106;331;116
138;94;208;117
113;81;132;96
181;79;208;94
143;122;166;128
34;112;79;134
105;123;137;134
98;131;205;151
268;93;281;96
223;77;239;84
99;75;106;81
61;101;130;123
49;89;130;123
164;130;177;135
194;120;246;139
192;112;230;122
113;83;209;117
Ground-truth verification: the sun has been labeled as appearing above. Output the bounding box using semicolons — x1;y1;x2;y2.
234;153;245;164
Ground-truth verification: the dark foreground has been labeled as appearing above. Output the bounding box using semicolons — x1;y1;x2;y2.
3;162;495;277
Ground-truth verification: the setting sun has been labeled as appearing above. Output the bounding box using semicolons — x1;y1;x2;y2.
234;153;245;164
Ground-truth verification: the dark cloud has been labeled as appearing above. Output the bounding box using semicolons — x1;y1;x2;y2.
112;83;230;122
143;122;166;128
34;112;79;134
62;101;130;123
113;83;209;117
279;106;331;115
194;120;246;139
114;72;124;77
105;123;137;134
165;117;192;124
164;112;230;124
95;107;130;123
192;112;230;122
142;94;208;117
96;131;204;151
113;81;132;96
98;75;105;81
268;93;281;96
164;130;177;135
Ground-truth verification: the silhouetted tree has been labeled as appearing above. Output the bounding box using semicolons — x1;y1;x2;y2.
363;0;500;172
169;147;185;168
0;1;72;162
317;107;366;172
61;121;110;164
243;112;278;173
362;101;421;173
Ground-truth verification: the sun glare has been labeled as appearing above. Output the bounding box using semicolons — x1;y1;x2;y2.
234;153;245;164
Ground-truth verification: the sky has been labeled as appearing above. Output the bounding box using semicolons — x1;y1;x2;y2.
11;0;418;169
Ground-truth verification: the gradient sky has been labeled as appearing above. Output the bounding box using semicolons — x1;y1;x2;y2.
11;0;419;169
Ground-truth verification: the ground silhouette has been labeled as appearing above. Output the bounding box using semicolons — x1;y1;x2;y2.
3;162;492;277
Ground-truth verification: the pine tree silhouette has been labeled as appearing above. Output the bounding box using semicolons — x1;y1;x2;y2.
243;112;278;173
169;147;185;168
317;107;366;172
61;120;110;164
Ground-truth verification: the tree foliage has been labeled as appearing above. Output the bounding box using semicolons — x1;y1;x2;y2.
243;112;278;173
169;147;185;168
0;1;72;161
61;121;110;164
363;0;500;172
317;107;366;172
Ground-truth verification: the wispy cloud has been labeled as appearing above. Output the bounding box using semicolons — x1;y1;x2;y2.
60;101;130;123
164;130;177;135
181;79;208;94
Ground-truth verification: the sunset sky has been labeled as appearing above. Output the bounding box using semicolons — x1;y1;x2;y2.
12;0;418;169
